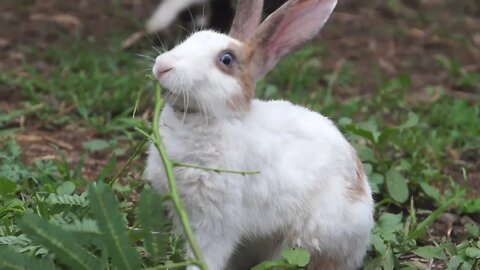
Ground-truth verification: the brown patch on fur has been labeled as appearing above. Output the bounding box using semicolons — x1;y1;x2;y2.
346;153;369;202
215;41;255;111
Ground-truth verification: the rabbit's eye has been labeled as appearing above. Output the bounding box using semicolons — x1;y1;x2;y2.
219;51;235;66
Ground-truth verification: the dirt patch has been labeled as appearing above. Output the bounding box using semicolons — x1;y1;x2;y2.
322;1;480;97
14;125;111;180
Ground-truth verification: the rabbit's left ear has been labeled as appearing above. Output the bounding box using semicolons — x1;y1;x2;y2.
248;0;337;80
229;0;264;41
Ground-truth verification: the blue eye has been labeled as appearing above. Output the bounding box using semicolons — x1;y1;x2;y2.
219;51;235;66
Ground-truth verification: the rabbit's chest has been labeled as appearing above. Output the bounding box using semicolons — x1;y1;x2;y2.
162;123;226;164
160;124;244;215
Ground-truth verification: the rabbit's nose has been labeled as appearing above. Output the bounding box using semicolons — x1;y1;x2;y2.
154;63;173;78
157;66;173;77
154;56;175;78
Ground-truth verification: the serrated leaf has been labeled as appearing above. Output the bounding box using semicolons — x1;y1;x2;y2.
46;193;88;206
17;214;102;270
386;169;409;203
281;248;310;267
0;246;55;270
412;245;446;260
0;234;30;246
88;183;141;270
137;189;167;262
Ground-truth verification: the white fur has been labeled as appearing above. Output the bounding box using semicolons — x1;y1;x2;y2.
145;30;374;270
152;31;244;119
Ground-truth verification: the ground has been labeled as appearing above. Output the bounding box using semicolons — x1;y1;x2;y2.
0;0;479;269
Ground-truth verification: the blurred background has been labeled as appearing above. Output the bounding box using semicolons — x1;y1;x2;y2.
0;0;479;269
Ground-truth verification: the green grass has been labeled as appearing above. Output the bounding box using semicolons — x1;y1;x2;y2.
1;13;480;270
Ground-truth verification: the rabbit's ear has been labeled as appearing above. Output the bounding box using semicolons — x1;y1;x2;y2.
229;0;264;41
248;0;337;80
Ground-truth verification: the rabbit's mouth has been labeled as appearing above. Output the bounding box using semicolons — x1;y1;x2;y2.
161;87;199;114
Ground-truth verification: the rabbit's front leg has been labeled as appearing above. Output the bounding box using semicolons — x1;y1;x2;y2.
185;229;237;270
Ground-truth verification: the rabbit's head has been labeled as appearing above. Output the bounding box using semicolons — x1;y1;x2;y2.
153;0;337;118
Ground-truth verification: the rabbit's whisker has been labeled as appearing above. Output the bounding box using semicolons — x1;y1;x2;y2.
174;24;191;35
187;7;197;33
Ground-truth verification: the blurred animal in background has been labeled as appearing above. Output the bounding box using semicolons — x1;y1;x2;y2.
146;0;209;33
146;0;285;34
132;0;286;50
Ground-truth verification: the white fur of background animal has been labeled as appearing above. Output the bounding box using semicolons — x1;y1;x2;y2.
146;0;205;33
145;0;374;269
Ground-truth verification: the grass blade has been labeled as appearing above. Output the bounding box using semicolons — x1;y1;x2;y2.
17;214;103;270
87;182;142;270
410;193;462;240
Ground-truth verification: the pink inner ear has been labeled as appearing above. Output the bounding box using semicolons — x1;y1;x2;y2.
251;0;337;80
270;2;331;56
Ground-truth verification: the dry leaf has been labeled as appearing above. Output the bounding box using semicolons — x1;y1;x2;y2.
30;13;82;28
122;31;145;49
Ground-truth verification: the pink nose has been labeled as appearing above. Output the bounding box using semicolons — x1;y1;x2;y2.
153;63;173;78
155;65;172;77
154;56;175;79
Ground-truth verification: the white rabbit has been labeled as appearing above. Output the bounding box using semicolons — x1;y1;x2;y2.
145;0;374;269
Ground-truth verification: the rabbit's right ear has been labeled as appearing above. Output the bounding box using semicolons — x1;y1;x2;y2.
229;0;264;41
248;0;337;81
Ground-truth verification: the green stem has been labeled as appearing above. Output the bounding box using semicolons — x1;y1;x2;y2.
146;260;200;270
150;84;207;270
109;137;148;185
135;127;150;138
173;161;260;175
